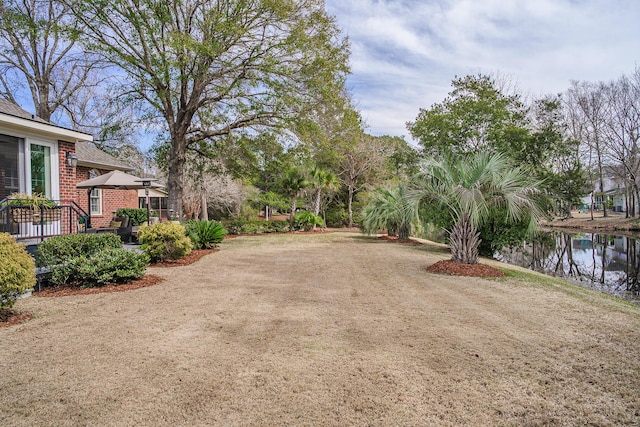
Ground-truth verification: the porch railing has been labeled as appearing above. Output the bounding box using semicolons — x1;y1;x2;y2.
0;198;90;242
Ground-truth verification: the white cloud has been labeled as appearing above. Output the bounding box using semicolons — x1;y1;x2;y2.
326;0;640;140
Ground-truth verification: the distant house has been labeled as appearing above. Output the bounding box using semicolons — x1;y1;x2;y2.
582;177;628;213
0;99;138;234
137;187;169;219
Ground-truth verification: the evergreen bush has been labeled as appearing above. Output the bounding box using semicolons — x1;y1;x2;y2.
137;222;192;262
37;233;122;267
0;233;36;309
115;208;149;226
222;219;290;234
36;233;147;288
49;248;149;287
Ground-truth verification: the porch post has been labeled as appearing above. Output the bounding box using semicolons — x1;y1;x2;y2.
87;188;93;229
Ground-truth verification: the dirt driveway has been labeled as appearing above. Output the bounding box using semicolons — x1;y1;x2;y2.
2;233;639;426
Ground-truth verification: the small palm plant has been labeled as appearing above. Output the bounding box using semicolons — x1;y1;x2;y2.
408;152;543;265
185;220;227;249
280;167;308;229
293;211;324;231
361;184;418;240
309;168;339;230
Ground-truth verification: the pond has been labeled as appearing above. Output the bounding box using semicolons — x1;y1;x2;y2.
497;230;640;305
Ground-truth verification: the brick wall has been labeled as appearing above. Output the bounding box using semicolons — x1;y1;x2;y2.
75;166;138;228
58;141;77;203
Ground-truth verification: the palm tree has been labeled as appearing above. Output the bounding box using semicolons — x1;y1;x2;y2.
409;152;543;264
309;168;339;230
280;168;308;229
361;184;418;240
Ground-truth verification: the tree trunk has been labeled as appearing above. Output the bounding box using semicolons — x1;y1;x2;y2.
347;186;354;228
313;189;321;231
398;223;409;240
167;137;187;221
449;213;480;265
199;178;208;221
598;164;608;218
289;197;296;229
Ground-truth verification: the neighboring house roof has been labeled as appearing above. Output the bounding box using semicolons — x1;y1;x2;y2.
75;141;134;172
0;98;92;142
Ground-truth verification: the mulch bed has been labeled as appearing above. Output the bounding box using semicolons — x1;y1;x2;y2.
427;260;505;277
0;309;33;328
36;275;165;298
150;248;219;267
34;249;220;298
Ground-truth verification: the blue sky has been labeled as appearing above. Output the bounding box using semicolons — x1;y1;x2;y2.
324;0;640;140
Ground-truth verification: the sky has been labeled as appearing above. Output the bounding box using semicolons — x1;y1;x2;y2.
324;0;640;141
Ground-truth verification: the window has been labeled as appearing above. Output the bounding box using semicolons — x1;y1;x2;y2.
88;169;102;215
30;144;51;198
0;134;20;199
90;188;102;215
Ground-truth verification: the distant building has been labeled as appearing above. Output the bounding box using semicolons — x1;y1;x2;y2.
582;177;630;213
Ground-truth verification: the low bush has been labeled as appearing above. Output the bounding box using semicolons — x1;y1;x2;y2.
0;233;36;309
185;220;226;249
37;233;148;288
115;208;148;226
49;248;149;288
324;208;349;227
293;211;324;231
222;219;290;235
137;222;192;262
37;233;122;267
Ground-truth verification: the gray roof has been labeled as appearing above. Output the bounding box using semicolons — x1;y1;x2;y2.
0;98;50;124
0;99;129;171
75;141;134;172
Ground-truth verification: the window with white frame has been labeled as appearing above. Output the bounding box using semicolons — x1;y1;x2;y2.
88;169;102;215
0;133;21;199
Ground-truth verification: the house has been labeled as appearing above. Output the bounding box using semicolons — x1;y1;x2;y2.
75;141;138;228
138;187;169;219
0;99;139;237
581;177;628;213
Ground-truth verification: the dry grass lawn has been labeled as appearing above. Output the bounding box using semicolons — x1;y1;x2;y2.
2;232;640;426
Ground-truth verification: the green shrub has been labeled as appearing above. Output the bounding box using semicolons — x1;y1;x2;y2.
115;208;148;226
266;220;290;233
185;220;226;249
49;248;149;288
37;233;122;267
137;222;192;262
0;233;36;309
293;211;324;231
222;219;290;235
325;207;348;227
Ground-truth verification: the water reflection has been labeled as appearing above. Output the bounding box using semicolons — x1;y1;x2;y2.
497;231;640;304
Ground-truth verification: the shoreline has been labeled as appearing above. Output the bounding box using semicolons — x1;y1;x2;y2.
542;211;640;232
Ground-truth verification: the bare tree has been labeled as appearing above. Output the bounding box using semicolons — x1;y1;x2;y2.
566;81;611;217
0;0;98;121
603;72;640;216
336;134;391;227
